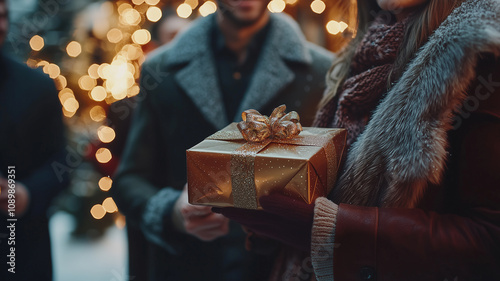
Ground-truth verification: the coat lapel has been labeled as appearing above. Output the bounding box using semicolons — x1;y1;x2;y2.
165;13;312;127
235;13;313;120
165;15;228;130
234;48;295;121
175;54;228;130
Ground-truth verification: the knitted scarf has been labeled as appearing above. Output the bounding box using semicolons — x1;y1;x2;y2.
314;15;408;149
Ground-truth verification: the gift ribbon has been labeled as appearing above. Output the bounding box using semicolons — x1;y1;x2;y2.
237;104;303;143
208;124;342;209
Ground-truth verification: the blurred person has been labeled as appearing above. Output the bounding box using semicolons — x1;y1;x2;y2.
215;0;500;280
112;0;333;280
0;0;69;280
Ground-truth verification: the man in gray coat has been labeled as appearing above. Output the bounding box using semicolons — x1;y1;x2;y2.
112;0;333;279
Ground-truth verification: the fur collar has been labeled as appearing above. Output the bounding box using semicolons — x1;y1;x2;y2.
332;0;500;208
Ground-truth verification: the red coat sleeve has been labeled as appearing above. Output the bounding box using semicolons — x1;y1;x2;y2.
333;114;500;281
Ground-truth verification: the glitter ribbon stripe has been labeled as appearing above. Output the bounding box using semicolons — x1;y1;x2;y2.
207;124;345;209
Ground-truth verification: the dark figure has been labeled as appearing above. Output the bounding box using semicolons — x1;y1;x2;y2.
0;1;68;280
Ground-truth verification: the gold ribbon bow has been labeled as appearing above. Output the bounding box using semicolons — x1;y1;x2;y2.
237;105;303;143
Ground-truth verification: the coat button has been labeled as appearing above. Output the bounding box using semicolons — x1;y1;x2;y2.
359;266;376;280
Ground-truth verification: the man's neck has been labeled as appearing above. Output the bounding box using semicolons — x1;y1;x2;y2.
216;12;270;63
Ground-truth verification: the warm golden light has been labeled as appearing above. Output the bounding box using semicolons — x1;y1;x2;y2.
98;176;113;191
58;88;74;105
54;75;67;90
37;60;49;68
91;204;106;219
122;44;142;60
29;35;44;51
115;215;126;229
185;0;199;9
177;3;192;18
88;64;100;79
145;0;160;5
122;8;142;26
47;64;61;79
268;0;286;13
285;0;297;4
199;1;217;17
78;75;97;91
90;105;106;122
131;29;151;45
98;126;116;143
90;86;107;102
146;6;162;22
98;63;110;79
117;3;133;15
128;84;140;97
310;0;326;14
63;109;76;118
107;28;123;43
326;20;341;35
96;148;112;163
63;97;79;113
26;59;37;68
339;21;349;32
102;197;118;213
66;41;82;57
132;0;145;4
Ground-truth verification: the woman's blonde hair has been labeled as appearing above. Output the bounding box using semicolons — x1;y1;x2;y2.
319;0;463;108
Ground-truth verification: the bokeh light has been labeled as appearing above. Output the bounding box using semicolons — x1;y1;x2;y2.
90;105;106;122
97;126;116;143
131;29;151;45
121;8;141;26
185;0;199;9
145;0;160;5
98;177;113;191
90;204;106;219
177;3;192;18
268;0;286;13
310;0;326;14
95;148;112;163
107;28;123;43
47;64;61;79
326;20;348;35
90;86;107;102
102;197;118;213
146;6;162;22
78;75;97;91
199;1;217;17
66;41;82;57
29;35;44;51
88;64;100;79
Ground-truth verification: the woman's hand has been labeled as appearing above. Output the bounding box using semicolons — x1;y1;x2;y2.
213;193;315;251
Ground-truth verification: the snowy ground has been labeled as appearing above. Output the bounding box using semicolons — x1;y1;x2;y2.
49;212;128;281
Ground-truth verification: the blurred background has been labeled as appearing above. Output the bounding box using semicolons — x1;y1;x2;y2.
4;0;353;280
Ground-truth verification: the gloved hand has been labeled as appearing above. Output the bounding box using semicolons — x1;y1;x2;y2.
213;193;314;251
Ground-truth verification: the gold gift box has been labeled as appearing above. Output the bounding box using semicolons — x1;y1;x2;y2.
187;123;346;209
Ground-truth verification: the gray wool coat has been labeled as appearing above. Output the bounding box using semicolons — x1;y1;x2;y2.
112;12;333;281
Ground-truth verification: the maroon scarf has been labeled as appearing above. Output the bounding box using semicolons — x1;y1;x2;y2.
314;15;408;149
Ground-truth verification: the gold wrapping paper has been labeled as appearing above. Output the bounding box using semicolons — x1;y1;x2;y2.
186;123;346;209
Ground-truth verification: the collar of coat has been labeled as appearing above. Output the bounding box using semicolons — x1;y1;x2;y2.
148;13;315;130
332;0;500;208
